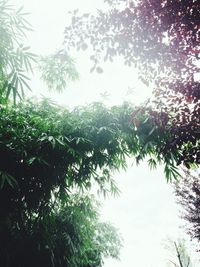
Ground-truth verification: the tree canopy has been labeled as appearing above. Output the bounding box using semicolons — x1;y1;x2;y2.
0;0;200;266
64;0;200;168
0;2;122;266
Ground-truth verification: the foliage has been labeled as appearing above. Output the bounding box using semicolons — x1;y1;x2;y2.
64;0;200;169
49;194;122;267
0;86;190;266
0;2;122;266
0;99;184;222
0;98;183;265
0;99;142;267
65;0;199;78
0;192;122;267
0;100;128;220
0;0;36;103
174;170;200;245
0;97;187;266
39;50;79;92
1;0;199;266
0;0;80;102
0;95;126;266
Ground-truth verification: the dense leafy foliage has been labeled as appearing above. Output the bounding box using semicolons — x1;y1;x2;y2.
0;99;130;266
0;192;122;267
64;0;200;169
0;97;184;266
0;97;189;266
1;0;199;266
0;99;183;217
0;101;127;218
0;2;122;266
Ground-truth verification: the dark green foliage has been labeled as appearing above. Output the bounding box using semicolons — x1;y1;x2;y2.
0;100;133;220
0;100;181;219
0;192;122;267
0;97;187;267
0;100;132;267
0;99;186;225
0;98;181;266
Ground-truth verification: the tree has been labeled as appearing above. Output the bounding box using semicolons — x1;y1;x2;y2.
0;192;122;267
174;170;200;245
0;2;121;266
64;0;200;169
0;97;185;265
0;0;198;266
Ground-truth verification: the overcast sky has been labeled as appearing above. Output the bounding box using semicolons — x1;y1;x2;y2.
14;1;196;266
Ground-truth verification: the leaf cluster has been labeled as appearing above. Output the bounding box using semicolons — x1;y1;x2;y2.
0;99;185;225
39;51;79;92
0;0;37;103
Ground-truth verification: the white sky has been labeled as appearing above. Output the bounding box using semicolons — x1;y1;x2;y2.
14;0;198;266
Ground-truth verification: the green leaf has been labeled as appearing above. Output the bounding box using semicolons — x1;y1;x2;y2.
148;158;157;170
0;171;17;189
